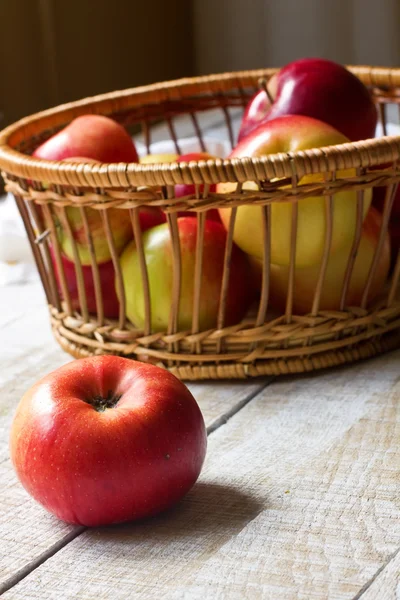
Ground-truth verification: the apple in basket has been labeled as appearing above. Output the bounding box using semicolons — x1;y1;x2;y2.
238;57;377;143
139;153;178;164
140;151;221;221
34;117;165;265
257;207;390;314
372;183;400;268
10;356;207;526
119;217;254;332
174;152;220;222
218;115;372;267
34;114;140;163
50;248;121;318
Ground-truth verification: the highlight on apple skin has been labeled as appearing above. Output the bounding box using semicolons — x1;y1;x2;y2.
218;115;372;268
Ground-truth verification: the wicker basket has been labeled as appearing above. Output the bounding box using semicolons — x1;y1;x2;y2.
1;66;400;380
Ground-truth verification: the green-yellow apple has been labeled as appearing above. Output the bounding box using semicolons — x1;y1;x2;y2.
238;58;377;143
50;157;165;265
119;217;254;331
47;158;132;265
218;115;372;267
265;207;390;314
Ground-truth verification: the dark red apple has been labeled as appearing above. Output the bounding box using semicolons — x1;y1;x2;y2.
238;58;377;143
10;356;207;526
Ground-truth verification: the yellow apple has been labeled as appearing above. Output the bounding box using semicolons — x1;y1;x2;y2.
139;153;178;164
263;207;390;314
218;115;372;267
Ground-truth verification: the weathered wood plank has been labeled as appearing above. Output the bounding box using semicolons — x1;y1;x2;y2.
3;349;400;599
356;550;400;599
0;287;268;592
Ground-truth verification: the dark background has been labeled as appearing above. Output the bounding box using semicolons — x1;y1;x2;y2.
0;0;399;129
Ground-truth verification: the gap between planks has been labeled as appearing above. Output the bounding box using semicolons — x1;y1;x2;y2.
352;545;400;600
0;377;273;596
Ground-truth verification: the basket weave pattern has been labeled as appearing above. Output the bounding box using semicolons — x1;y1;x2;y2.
1;67;400;379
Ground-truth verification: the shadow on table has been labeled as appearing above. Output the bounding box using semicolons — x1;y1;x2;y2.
89;481;264;550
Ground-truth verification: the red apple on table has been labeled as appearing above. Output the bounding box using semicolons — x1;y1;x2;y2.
218;115;372;267
10;356;207;526
34;114;139;163
264;207;390;314
238;58;377;143
175;152;220;222
120;217;254;331
50;248;120;318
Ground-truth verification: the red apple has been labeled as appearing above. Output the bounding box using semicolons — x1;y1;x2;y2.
35;133;136;267
10;356;207;526
218;115;372;267
266;207;390;314
34;114;139;163
175;152;220;222
120;217;254;331
238;58;377;143
50;248;120;318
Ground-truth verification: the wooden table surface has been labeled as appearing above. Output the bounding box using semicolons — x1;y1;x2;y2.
1;281;400;600
1;111;400;599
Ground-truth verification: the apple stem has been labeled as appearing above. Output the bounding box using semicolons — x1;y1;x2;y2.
85;390;121;412
258;78;274;105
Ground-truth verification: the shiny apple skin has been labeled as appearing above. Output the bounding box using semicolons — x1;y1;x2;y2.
10;356;207;526
238;58;377;143
34;115;139;163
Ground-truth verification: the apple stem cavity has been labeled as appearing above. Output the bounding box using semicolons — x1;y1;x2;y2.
258;78;274;105
85;390;122;412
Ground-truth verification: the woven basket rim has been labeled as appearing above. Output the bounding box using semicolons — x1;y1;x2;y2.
0;66;400;188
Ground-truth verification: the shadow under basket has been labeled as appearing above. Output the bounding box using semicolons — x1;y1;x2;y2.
1;66;400;380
